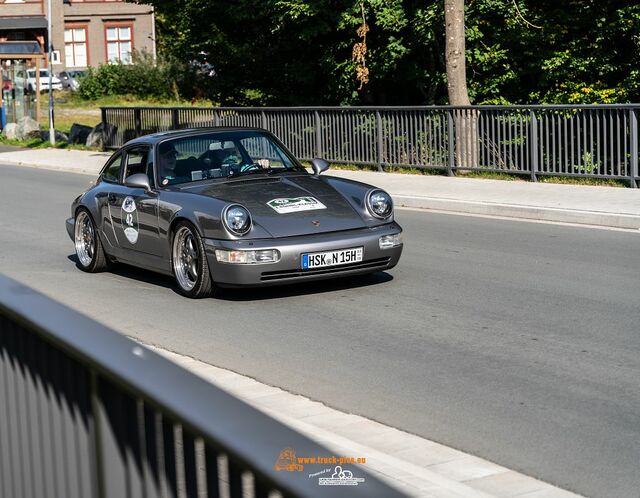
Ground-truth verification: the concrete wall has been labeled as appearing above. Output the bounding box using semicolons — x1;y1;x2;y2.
0;1;44;17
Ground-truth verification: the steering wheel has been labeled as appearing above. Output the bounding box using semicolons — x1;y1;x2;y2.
239;163;262;173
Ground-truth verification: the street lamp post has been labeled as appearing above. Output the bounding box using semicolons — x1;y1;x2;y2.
47;0;55;146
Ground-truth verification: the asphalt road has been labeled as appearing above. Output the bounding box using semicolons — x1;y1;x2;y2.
1;164;639;498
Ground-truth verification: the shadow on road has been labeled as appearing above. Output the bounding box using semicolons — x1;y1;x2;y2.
67;254;393;300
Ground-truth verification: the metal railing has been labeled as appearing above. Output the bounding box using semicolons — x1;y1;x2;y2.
101;105;640;187
0;274;404;498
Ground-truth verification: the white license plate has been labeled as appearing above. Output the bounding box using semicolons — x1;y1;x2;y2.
301;247;363;269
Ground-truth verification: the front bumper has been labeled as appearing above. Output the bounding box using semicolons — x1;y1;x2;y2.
204;222;403;287
66;217;75;241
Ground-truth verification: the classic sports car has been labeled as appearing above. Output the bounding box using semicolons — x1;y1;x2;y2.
66;128;403;298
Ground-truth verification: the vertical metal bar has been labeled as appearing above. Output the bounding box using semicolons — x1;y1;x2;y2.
51;347;70;498
227;460;244;498
447;110;454;175
134;108;142;137
616;111;621;177
172;108;179;130
594;110;600;175
630;108;638;188
62;353;81;498
163;418;179;498
530;110;538;181
204;444;221;498
563;111;568;174
94;378;128;498
376;110;383;171
609;110;614;176
1;324;18;498
183;431;198;498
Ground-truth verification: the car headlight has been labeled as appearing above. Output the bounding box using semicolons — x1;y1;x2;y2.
366;189;393;219
223;204;252;235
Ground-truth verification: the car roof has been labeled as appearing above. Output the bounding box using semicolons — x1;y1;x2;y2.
123;127;269;147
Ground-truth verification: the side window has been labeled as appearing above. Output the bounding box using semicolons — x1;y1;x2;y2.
101;152;122;183
123;147;149;179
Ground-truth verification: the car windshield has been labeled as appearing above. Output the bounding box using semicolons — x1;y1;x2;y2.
27;70;50;78
157;131;305;186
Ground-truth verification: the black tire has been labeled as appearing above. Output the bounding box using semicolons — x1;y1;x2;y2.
171;221;216;298
74;209;110;273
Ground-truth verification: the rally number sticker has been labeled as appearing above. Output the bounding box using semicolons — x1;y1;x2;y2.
267;197;327;214
122;196;139;244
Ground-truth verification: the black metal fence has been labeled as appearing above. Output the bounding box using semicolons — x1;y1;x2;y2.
101;105;640;187
0;274;404;498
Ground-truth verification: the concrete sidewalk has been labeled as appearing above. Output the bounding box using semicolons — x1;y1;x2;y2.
1;147;639;229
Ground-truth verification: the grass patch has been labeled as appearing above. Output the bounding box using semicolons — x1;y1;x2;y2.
538;176;628;187
459;170;523;181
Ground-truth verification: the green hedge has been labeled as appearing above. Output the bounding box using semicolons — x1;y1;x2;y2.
78;52;192;101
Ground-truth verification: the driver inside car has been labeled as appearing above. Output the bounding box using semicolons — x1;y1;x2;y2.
159;143;190;185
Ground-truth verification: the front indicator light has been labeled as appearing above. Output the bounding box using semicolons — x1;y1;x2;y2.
215;249;280;264
379;234;403;249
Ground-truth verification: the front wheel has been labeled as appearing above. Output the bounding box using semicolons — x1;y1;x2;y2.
74;209;109;272
172;222;215;298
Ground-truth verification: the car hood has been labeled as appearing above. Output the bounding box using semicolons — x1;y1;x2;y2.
184;174;367;237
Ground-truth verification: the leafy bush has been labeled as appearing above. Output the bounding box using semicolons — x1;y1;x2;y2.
78;51;203;101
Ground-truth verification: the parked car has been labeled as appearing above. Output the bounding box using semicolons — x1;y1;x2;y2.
66;128;403;298
58;70;86;91
15;68;62;93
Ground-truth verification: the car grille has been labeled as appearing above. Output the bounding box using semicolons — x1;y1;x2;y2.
260;257;391;281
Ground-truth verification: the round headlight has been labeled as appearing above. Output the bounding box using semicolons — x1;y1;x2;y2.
366;189;393;219
223;204;252;235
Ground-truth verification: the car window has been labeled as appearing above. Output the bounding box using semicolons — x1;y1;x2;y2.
157;131;303;186
101;152;122;183
123;147;149;179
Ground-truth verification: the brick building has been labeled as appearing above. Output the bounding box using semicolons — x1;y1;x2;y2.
0;0;156;71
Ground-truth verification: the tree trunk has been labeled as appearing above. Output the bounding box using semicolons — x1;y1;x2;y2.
445;0;477;170
445;0;470;106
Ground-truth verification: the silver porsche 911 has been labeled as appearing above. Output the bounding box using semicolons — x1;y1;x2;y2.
66;128;403;298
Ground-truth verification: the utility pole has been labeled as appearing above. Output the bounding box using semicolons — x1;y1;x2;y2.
47;0;55;145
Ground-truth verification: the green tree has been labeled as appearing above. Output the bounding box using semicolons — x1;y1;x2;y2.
130;0;640;105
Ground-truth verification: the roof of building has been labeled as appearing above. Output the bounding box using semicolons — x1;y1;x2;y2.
0;16;47;31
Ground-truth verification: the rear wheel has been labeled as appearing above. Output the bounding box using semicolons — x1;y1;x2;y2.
74;209;109;272
172;221;215;298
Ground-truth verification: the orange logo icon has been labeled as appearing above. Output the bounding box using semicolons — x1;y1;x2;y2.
274;448;304;472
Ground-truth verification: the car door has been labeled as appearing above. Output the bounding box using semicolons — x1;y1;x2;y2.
107;145;162;257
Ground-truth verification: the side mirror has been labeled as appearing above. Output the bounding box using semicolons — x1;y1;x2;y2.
311;158;330;175
124;173;152;192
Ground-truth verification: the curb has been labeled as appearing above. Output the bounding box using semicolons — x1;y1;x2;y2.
0;159;100;176
395;195;640;230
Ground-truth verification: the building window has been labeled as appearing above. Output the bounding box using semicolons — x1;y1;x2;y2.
105;25;133;64
64;27;87;67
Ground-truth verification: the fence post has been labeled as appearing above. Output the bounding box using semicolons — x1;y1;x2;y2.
134;108;141;137
630;108;638;188
171;108;179;130
315;110;322;158
213;109;220;127
447;110;455;176
100;108;107;150
530;109;538;182
376;110;383;172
